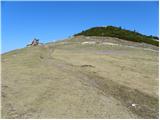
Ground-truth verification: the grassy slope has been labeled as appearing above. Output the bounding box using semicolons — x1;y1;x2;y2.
2;37;159;118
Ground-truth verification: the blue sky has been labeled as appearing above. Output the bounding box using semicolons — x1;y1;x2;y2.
2;1;159;53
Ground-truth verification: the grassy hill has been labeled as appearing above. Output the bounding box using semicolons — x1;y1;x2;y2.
2;36;158;119
74;26;159;46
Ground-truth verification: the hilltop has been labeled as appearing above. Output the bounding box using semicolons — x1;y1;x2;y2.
2;35;158;119
74;26;159;46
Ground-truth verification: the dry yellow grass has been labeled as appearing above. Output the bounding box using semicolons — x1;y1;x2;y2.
1;36;159;118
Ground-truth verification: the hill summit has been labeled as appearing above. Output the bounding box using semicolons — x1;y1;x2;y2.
74;26;159;46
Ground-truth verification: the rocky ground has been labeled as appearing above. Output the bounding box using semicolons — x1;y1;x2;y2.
1;36;159;118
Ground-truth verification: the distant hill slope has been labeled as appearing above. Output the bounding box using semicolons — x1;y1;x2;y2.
74;26;159;46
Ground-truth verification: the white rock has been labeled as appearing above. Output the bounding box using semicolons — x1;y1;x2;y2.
131;104;137;107
102;42;118;46
81;41;96;45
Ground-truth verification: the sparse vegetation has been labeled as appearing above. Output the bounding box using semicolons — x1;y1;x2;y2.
74;26;159;46
2;36;158;119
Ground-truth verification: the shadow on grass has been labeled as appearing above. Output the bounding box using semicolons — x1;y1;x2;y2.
81;71;158;119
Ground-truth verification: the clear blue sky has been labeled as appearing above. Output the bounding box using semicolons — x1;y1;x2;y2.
2;1;159;53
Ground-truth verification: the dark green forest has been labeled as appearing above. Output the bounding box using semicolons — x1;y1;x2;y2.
74;26;159;46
